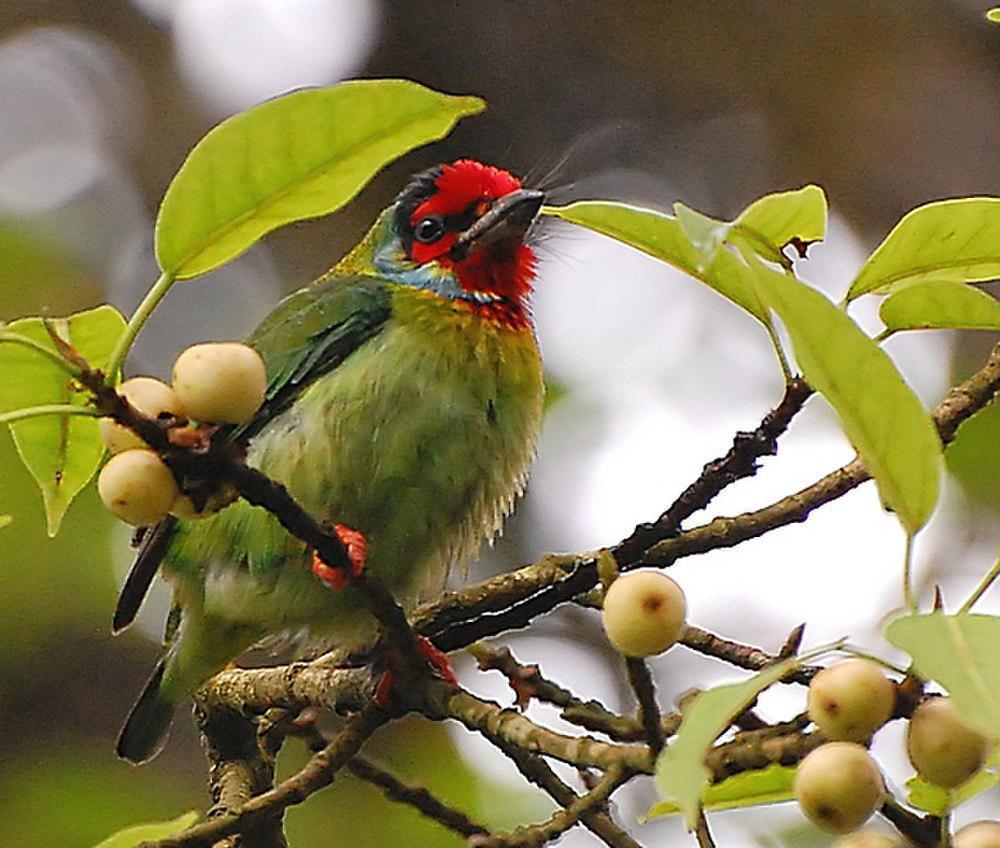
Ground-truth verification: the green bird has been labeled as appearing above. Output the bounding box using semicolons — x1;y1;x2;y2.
114;159;546;763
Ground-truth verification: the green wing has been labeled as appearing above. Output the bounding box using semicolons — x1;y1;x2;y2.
112;273;393;633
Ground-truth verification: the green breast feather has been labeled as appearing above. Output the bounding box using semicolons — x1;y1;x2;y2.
164;277;544;644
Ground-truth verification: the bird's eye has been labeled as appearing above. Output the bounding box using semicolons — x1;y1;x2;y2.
414;215;444;244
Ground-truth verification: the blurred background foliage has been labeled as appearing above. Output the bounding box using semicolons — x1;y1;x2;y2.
0;2;997;846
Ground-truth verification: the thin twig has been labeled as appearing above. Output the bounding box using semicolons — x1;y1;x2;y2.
472;768;631;848
471;643;656;741
680;625;818;684
614;377;813;563
880;796;942;847
487;736;644;848
624;659;664;756
347;756;489;838
693;812;716;848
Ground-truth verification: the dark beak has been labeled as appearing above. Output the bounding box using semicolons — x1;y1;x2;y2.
450;189;545;260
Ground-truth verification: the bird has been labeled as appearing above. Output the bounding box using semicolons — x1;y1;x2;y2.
114;159;546;763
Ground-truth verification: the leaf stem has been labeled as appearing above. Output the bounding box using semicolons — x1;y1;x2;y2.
764;321;794;383
106;270;175;384
958;555;1000;614
873;328;895;344
0;404;100;426
903;533;918;613
0;331;81;375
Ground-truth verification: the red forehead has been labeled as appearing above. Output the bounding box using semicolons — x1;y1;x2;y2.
411;159;522;223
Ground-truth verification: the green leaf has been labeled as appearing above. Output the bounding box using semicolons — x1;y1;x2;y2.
543;200;769;323
732;184;827;264
156;79;485;279
847;198;1000;301
885;613;1000;740
0;305;125;535
646;764;796;820
880;280;1000;332
946;402;1000;510
988;7;1000;23
93;811;198;848
0;515;10;530
905;770;999;815
655;657;800;828
674;202;731;267
754;266;941;534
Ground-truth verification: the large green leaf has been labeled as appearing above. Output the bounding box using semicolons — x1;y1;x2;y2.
731;184;827;264
754;266;941;534
885;613;1000;740
946;402;1000;511
848;198;1000;301
156;79;485;279
655;657;800;829
93;811;198;848
647;764;795;820
543;201;769;322
905;771;999;816
0;306;125;535
880;281;1000;332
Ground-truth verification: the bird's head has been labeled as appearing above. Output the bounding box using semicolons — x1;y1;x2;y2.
359;160;544;325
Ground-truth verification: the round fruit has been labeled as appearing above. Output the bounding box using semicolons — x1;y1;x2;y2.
906;698;989;788
98;449;179;526
794;742;884;835
954;822;1000;848
601;571;686;657
807;659;896;742
99;376;184;453
171;342;266;425
833;830;903;848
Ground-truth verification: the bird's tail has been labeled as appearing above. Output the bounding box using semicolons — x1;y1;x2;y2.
117;657;176;764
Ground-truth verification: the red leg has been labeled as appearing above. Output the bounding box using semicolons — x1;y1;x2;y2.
373;637;457;707
310;524;367;590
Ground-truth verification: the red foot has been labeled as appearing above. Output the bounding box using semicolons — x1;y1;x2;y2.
311;524;367;590
373;636;457;707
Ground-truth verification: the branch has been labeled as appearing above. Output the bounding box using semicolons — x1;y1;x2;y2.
680;625;818;685
486;735;645;848
471;643;667;741
347;756;490;839
614;377;812;563
880;796;943;848
420;680;652;774
623;659;664;756
145;706;387;848
472;768;631;848
420;340;1000;651
196;707;286;848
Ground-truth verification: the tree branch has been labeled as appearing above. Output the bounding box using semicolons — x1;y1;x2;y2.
623;659;664;756
472;767;631;848
346;756;490;839
145;706;388;848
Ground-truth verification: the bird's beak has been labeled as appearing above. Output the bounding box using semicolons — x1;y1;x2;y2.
450;189;545;260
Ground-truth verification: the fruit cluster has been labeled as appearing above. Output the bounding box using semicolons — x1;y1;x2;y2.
599;571;996;842
97;342;266;526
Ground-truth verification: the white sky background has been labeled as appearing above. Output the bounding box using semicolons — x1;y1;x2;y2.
0;2;997;843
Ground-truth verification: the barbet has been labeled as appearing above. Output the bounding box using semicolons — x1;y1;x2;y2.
115;160;546;763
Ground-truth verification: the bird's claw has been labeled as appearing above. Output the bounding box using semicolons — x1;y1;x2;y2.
311;524;367;590
373;636;457;707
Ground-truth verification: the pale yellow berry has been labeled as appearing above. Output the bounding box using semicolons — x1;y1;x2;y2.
172;342;266;425
99;376;184;453
906;698;989;788
794;742;884;835
98;449;179;526
601;571;686;658
834;829;905;848
954;822;1000;848
807;659;896;742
